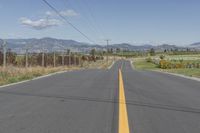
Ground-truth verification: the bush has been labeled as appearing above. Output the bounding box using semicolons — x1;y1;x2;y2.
159;60;171;69
146;57;152;62
149;48;156;56
159;55;165;60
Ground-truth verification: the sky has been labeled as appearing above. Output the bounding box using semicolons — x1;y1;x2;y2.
0;0;200;45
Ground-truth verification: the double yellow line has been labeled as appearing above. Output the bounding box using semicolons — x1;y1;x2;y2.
118;69;130;133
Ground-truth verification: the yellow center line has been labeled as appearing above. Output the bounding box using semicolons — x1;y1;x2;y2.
118;69;130;133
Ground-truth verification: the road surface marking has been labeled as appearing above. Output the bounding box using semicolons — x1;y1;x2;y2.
118;69;130;133
108;61;115;69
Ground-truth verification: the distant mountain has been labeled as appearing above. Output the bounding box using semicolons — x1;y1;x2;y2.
0;37;198;53
1;37;103;53
109;43;155;51
190;42;200;47
155;44;180;51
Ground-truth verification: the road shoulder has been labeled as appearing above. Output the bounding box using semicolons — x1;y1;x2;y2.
151;70;200;82
0;70;72;89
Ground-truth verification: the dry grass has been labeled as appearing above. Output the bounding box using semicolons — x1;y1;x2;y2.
0;66;79;86
0;58;115;86
82;57;115;69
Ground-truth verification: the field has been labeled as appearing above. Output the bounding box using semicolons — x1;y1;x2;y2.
132;54;200;78
133;57;159;70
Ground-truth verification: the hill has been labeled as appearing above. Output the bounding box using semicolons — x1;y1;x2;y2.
0;37;196;53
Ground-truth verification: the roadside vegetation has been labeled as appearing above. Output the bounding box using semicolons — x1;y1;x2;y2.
0;48;115;86
133;57;158;70
0;58;114;86
82;57;114;69
132;50;200;78
0;66;78;85
1;46;200;85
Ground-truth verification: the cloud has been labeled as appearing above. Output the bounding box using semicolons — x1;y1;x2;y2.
46;9;79;17
19;9;78;30
20;17;61;30
45;11;54;16
60;10;79;17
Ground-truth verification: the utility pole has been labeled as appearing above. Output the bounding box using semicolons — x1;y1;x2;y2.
74;54;76;66
114;49;116;61
42;44;45;67
53;51;56;67
69;52;71;66
25;48;28;68
122;48;124;59
62;50;65;66
2;40;6;68
78;56;81;66
105;39;111;65
24;44;34;68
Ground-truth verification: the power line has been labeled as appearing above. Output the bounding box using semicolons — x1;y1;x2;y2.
62;0;100;43
78;0;104;38
62;0;106;45
42;0;96;44
83;0;107;39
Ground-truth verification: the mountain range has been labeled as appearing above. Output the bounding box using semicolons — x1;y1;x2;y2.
0;37;200;53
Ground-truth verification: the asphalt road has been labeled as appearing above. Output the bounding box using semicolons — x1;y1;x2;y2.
0;60;200;133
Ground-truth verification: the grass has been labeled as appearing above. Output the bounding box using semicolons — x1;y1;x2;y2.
0;58;114;86
82;57;114;69
153;54;200;61
0;66;79;86
133;58;158;70
161;69;200;78
132;56;200;78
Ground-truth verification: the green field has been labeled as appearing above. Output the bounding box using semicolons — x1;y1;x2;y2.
133;58;158;70
132;54;200;78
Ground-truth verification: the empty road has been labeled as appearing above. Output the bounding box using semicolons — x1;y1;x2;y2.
0;60;200;133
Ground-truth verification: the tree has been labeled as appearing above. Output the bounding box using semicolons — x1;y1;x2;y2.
186;48;190;52
67;49;70;55
149;48;155;56
90;49;96;57
6;49;17;65
110;48;113;54
159;55;165;60
116;48;120;53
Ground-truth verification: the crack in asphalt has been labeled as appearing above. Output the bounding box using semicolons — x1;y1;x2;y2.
0;90;200;114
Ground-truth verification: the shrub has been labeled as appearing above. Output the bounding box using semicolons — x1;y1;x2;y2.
159;55;165;60
149;48;156;56
146;57;152;62
159;60;171;69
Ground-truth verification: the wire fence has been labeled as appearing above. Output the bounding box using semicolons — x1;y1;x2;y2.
0;48;104;68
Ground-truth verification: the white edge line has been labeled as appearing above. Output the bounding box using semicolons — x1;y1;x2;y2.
152;70;200;82
130;60;135;70
108;60;115;69
0;70;73;88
